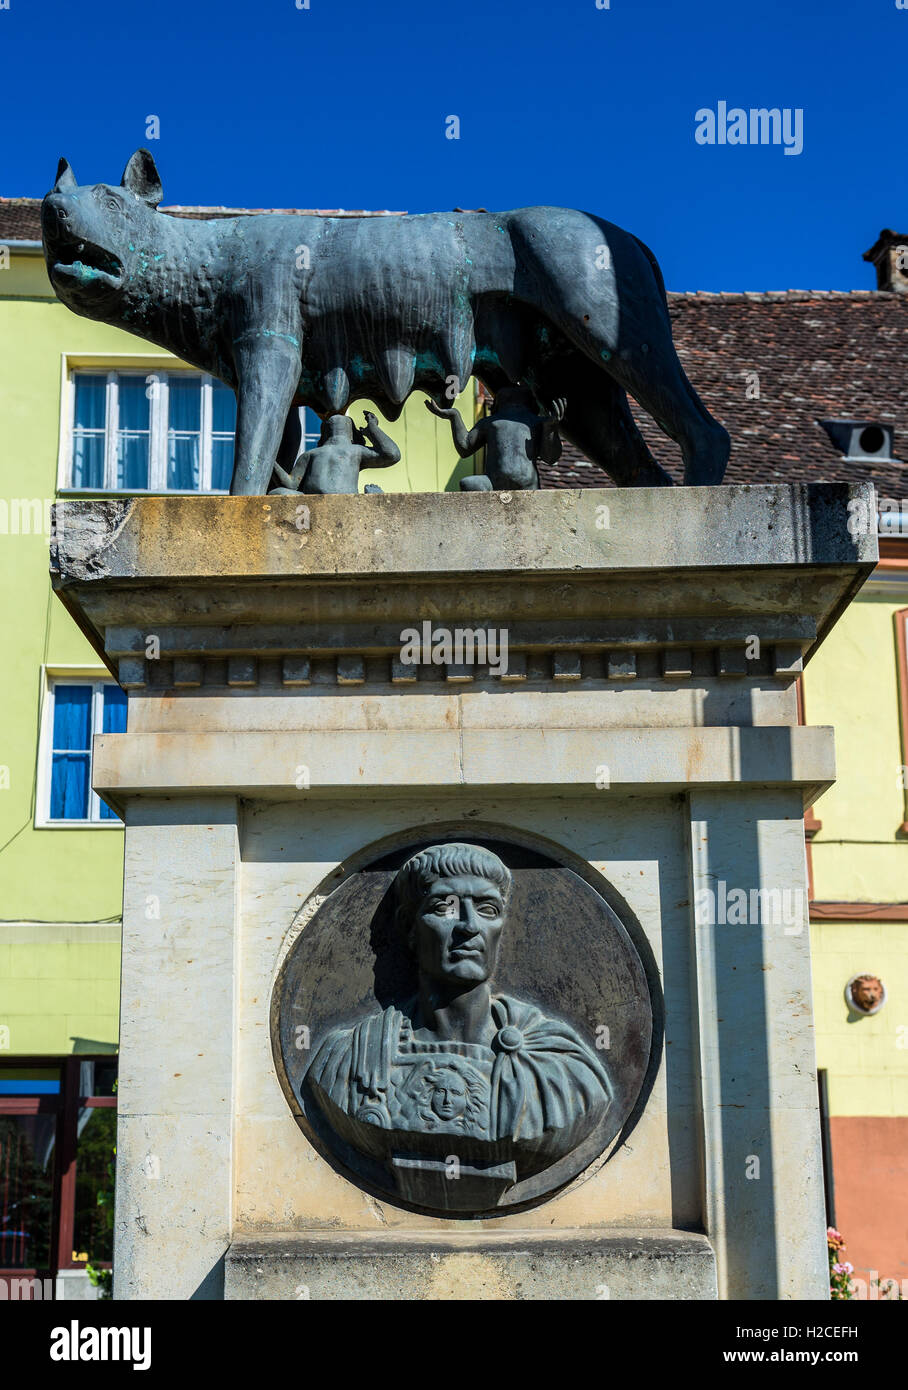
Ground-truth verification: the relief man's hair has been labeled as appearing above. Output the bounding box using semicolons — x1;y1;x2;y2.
394;842;513;938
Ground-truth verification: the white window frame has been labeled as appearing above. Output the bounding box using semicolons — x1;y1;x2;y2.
57;355;235;495
35;669;125;829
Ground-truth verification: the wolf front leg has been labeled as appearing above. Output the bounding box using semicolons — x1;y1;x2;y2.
230;334;302;495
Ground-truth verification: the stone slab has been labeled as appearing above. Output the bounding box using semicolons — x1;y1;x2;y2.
51;485;877;582
49;487;876;676
224;1228;718;1301
49;486;849;1303
91;724;835;809
122;684;800;735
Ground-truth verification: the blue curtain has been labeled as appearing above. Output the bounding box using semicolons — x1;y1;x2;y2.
50;685;92;819
99;686;126;820
72;376;107;488
210;382;236;490
49;684;126;820
118;378;150;431
102;684;127;733
211;439;234;491
211;381;236;433
72;435;105;489
167;377;201;489
74;374;106;429
116;379;150;489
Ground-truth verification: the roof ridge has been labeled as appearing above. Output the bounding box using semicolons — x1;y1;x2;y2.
668;289;890;301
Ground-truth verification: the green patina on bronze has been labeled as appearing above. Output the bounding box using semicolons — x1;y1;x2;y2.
42;149;730;495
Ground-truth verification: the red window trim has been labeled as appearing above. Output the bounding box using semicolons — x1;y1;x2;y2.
810;901;908;921
0;1096;59;1115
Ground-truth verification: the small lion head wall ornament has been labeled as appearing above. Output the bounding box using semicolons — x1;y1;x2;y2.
845;973;886;1016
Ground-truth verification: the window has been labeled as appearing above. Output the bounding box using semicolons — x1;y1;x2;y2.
67;370;237;492
40;678;126;825
0;1069;59;1273
0;1059;117;1284
302;407;322;452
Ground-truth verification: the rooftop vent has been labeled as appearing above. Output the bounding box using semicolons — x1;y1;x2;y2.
863;229;908;293
817;419;898;464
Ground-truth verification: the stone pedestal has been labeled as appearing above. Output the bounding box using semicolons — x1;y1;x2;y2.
224;1229;718;1301
51;484;876;1301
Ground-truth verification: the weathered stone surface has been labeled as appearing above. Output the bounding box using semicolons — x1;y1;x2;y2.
687;789;829;1300
121;685;799;734
91;725;835;813
113;801;239;1301
51;484;877;586
224;1228;718;1301
57;484;853;1301
49;490;876;733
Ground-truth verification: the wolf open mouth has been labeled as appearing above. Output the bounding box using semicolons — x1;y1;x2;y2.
51;239;123;292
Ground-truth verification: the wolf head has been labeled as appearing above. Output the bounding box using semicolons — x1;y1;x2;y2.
41;149;163;316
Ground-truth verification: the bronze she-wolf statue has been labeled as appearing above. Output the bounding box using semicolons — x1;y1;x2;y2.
42;149;730;494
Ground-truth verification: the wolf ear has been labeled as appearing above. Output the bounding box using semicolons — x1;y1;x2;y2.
53;158;77;192
121;149;163;208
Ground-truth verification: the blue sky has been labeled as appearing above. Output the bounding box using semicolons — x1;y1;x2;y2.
1;0;904;290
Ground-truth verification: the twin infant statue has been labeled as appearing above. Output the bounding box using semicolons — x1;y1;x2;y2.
269;388;565;496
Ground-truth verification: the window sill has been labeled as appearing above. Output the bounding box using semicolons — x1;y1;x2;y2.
35;819;124;831
57;488;230;498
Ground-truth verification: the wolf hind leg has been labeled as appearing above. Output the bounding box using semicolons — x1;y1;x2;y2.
609;350;730;485
534;354;674;487
531;237;728;484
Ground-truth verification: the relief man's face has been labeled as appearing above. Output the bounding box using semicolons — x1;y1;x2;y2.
410;874;505;986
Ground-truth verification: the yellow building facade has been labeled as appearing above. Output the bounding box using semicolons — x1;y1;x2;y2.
805;553;908;1287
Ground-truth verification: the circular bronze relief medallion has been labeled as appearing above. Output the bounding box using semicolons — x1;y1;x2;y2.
272;833;658;1217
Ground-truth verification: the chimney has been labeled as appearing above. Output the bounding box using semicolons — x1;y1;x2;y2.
863;229;908;292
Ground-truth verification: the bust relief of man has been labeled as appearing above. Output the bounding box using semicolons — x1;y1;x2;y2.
304;842;613;1210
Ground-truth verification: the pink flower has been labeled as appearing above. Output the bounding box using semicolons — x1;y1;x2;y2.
844;1262;854;1274
833;1262;846;1275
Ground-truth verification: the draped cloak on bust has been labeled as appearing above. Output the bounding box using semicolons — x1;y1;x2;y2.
305;994;613;1179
